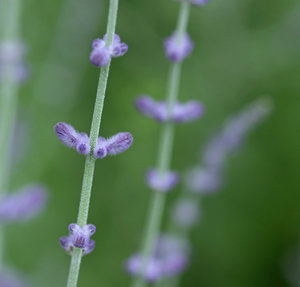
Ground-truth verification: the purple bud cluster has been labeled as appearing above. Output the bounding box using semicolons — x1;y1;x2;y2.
90;34;128;67
135;95;204;123
60;224;96;256
0;41;28;83
0;185;47;223
126;235;189;282
54;122;133;157
164;33;194;62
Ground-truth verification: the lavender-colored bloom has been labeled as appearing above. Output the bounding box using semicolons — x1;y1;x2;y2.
185;167;222;194
173;101;204;123
93;132;133;158
126;235;189;282
146;169;179;192
0;185;47;223
60;223;96;256
171;199;200;228
54;122;79;149
90;34;128;67
164;32;194;62
135;95;204;123
76;133;91;155
126;254;163;282
0;269;28;287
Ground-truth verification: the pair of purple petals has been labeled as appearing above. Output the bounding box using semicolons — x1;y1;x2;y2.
135;95;204;123
0;185;47;223
60;223;96;256
54;122;133;158
126;235;190;282
90;34;128;67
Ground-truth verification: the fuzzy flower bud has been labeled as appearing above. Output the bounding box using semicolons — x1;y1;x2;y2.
146;169;179;192
135;95;204;123
93;132;133;158
76;133;91;155
0;269;28;287
60;223;96;256
0;185;48;223
54;122;79;149
90;34;128;67
177;0;210;5
164;32;194;62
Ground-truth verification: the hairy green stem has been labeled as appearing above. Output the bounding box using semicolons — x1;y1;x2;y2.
66;0;119;286
0;0;21;267
131;1;191;287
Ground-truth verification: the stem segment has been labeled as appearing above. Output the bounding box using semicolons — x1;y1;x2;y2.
66;0;119;286
0;0;21;267
131;1;191;287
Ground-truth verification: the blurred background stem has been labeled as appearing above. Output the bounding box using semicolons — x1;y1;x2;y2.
131;1;191;287
66;0;119;286
0;0;21;267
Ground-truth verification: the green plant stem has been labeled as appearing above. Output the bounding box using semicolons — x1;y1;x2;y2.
66;0;119;286
0;0;21;268
131;1;191;287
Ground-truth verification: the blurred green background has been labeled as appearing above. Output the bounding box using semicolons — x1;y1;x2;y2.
4;0;300;286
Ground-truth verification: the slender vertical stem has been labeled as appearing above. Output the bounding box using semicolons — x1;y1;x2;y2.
0;0;21;267
131;2;191;287
66;0;119;286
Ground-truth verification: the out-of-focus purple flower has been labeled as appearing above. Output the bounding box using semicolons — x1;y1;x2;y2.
164;32;194;62
177;0;210;5
60;223;96;256
0;185;48;223
126;254;163;282
171;199;200;228
76;133;90;155
0;269;28;287
185;167;222;194
126;235;189;282
94;132;133;158
146;169;179;192
135;95;204;123
0;41;28;84
201;98;272;170
90;34;128;67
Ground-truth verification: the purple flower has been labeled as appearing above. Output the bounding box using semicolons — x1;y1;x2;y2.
164;32;194;62
54;122;79;149
171;199;200;228
146;169;179;192
90;34;128;67
93;132;133;159
0;185;48;223
126;235;189;282
60;223;96;256
185;167;222;194
76;133;91;155
126;254;163;282
135;95;204;123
